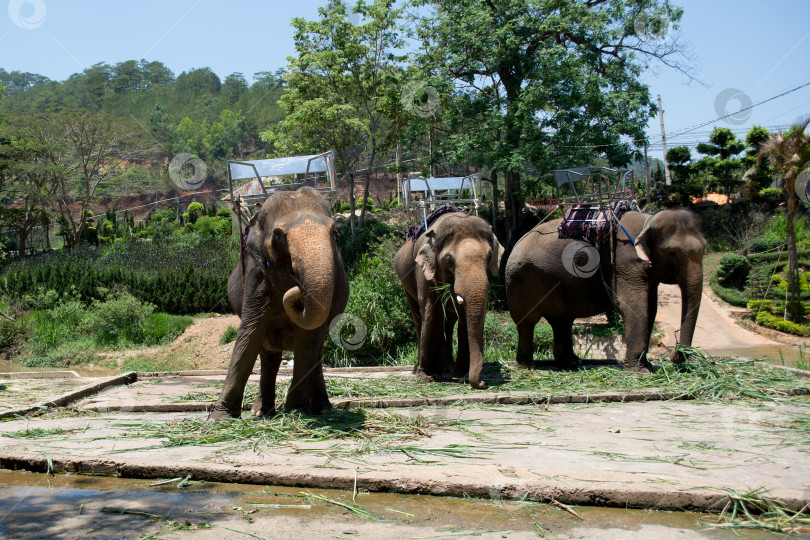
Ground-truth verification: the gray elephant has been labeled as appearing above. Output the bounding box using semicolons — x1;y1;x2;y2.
395;212;503;389
506;209;706;372
208;187;349;420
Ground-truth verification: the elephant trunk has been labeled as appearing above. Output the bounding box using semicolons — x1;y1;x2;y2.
674;259;703;361
455;268;488;389
283;226;335;331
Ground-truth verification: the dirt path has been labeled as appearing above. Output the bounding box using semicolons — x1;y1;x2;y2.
654;284;784;353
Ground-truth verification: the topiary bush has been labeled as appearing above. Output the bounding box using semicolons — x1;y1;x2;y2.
716;254;751;289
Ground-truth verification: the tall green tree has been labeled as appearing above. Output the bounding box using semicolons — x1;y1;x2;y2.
262;0;407;234
742;125;774;198
666;145;703;205
757;118;810;324
18;110;152;247
693;127;745;196
411;0;685;245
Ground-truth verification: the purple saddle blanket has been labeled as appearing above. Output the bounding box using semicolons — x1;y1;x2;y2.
557;200;632;245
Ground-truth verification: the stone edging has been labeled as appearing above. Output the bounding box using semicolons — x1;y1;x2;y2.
0;451;805;513
0;372;137;420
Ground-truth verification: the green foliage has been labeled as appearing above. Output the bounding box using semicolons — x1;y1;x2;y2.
324;235;413;366
2;290;192;365
761;212;810;250
755;310;810;337
0;237;238;314
716;254;751;289
219;325;238;345
693;127;746;195
758;187;783;198
337;218;402;268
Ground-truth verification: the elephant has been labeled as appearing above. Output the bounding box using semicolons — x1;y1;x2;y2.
208;187;349;420
505;209;706;372
394;212;504;389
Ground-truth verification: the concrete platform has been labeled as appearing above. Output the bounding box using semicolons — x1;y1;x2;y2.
0;367;808;515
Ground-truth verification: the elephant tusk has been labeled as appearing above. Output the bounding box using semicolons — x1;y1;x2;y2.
456;295;464;304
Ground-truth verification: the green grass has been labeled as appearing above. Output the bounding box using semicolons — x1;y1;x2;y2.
219;325;238;345
111;409;481;458
287;347;809;404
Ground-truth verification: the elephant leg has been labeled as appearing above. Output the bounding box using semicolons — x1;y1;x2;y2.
405;294;422;374
285;328;328;413
209;277;271;420
454;312;470;379
416;303;444;380
515;318;538;369
647;282;659;353
547;316;580;368
251;350;282;418
619;287;654;373
309;354;331;415
440;313;456;375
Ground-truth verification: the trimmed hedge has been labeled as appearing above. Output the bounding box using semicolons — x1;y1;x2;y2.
755;311;810;337
0;237;238;315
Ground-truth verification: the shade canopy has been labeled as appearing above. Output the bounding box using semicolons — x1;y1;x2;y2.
404;176;475;193
228;154;329;181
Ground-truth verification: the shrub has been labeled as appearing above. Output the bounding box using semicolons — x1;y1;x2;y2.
141;313;193;345
90;293;155;346
21;356;66;368
755;311;810;337
219;325;238;345
337;219;402;269
339;202;351;213
716;254;750;289
323;235;413;366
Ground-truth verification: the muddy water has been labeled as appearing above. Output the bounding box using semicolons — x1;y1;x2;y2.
708;345;807;367
0;470;773;539
0;358;118;377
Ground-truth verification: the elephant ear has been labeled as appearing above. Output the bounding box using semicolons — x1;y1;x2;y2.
415;230;438;281
634;219;654;265
489;235;504;277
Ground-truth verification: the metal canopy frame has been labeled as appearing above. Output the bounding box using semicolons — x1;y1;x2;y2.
225;151;338;224
553;166;634;206
402;173;482;215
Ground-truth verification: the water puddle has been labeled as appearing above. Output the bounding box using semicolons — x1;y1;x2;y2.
0;470;771;539
0;358;118;378
708;345;807;368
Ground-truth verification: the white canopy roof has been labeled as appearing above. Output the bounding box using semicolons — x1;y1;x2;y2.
404;176;476;193
228;154;329;181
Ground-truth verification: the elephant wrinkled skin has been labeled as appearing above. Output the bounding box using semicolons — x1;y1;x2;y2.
208;187;349;420
505;209;706;372
395;213;503;389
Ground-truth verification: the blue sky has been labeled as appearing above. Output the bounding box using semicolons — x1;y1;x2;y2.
2;0;809;160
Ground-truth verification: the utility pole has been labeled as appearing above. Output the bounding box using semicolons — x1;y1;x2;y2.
396;143;403;205
644;143;650;204
657;94;672;185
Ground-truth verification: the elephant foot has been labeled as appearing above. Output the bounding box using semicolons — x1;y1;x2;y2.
468;380;486;390
515;358;536;370
207;403;241;421
551;356;582;371
415;369;442;382
624;359;660;374
670;348;688;364
310;399;332;416
250;400;276;419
